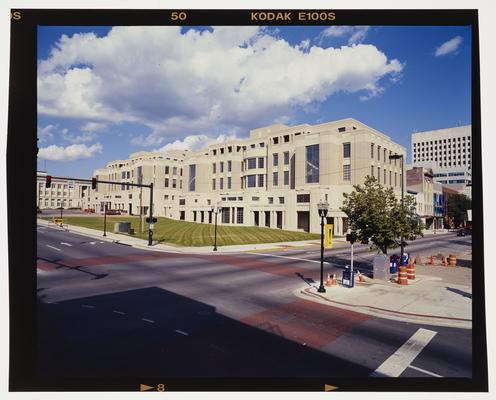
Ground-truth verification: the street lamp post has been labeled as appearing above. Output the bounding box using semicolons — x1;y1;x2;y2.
103;203;107;237
213;202;222;251
389;154;405;264
317;200;329;293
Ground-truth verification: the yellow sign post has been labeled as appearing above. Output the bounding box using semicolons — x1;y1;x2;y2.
324;224;333;248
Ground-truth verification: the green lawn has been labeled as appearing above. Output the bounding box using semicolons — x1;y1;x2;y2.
41;216;321;247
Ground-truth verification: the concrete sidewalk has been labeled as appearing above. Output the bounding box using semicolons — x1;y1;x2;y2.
296;264;472;329
37;218;347;253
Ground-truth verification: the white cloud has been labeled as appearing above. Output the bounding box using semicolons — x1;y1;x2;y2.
155;133;238;152
62;129;97;143
38;26;402;145
38;143;103;161
317;26;370;45
37;124;56;142
435;36;463;57
81;122;107;132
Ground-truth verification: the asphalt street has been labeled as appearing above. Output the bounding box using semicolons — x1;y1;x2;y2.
37;225;472;382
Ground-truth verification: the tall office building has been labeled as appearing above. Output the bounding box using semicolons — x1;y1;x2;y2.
411;125;471;189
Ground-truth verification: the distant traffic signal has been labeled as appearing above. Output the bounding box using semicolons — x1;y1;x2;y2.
91;177;97;190
45;175;52;188
346;232;357;244
145;217;157;223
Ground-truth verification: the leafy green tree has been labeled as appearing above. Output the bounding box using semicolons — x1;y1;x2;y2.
341;176;424;254
446;194;471;227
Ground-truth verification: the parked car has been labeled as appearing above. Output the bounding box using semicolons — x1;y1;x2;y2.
106;209;121;215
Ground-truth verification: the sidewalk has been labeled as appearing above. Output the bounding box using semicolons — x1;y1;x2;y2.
296;263;472;329
37;218;346;253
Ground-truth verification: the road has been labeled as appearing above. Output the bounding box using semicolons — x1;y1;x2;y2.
37;225;472;388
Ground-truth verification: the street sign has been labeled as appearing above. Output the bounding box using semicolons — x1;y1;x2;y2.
149;223;154;230
324;224;333;248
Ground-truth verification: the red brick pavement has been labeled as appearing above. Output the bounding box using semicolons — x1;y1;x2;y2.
241;298;370;349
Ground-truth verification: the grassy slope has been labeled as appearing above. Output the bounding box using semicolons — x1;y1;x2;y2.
41;216;320;247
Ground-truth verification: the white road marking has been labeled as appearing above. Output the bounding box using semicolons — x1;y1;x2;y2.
408;365;443;378
81;304;95;309
60;242;73;247
253;252;329;265
175;330;189;336
89;241;96;245
46;244;62;252
113;310;125;315
142;318;155;323
370;328;437;378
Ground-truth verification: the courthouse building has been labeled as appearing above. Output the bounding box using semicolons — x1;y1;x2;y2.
36;171;91;210
88;118;406;235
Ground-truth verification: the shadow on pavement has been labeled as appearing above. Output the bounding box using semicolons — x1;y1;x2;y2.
446;287;472;299
37;286;372;382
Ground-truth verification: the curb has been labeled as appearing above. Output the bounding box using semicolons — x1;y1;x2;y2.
295;286;472;329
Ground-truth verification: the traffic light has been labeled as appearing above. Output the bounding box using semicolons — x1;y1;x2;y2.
91;177;97;190
45;175;52;188
145;217;157;223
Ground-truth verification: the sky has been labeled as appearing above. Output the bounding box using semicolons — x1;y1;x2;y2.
37;25;472;178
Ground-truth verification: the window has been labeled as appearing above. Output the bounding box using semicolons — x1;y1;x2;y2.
121;171;126;179
252;196;260;201
395;172;397;186
180;168;183;176
378;167;381;183
212;163;216;173
212;179;216;190
297;194;310;203
284;151;289;165
371;143;374;158
165;166;170;174
384;148;387;162
228;177;232;189
222;208;230;224
273;137;279;145
305;144;319;183
237;208;244;224
179;199;185;206
258;157;264;168
172;179;177;189
377;145;381;160
220;162;224;173
247;158;257;169
273;171;279;186
279;197;285;204
343;143;351;158
338;127;346;133
384;168;386;183
273;153;279;166
343;164;351;181
389;171;392;185
284;170;289;186
283;135;290;143
250;144;256;148
260;142;265;148
371;165;374;177
189;165;196;191
247;175;257;187
165;178;169;188
228;160;232;172
220;178;224;190
173;167;177;175
268;197;274;204
258;174;264;187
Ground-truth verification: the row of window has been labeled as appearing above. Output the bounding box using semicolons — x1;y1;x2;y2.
370;166;401;187
241;170;291;188
164;166;182;176
370;143;398;165
213;161;233;173
212;177;233;190
164;178;182;189
413;136;470;146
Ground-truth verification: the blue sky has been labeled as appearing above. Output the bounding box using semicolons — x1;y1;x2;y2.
37;25;471;178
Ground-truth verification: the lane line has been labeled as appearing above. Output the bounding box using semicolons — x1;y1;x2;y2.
175;330;189;336
46;244;62;252
253;252;329;265
408;365;443;378
370;328;437;378
142;318;155;323
60;242;73;247
113;310;125;315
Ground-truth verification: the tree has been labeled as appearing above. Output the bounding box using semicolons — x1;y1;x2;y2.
341;176;424;254
446;194;471;227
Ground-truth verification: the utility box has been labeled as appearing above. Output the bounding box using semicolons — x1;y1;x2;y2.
114;221;132;233
373;254;390;280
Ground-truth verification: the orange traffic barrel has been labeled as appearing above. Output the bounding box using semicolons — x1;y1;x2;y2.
448;254;457;266
398;266;408;285
406;263;416;280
